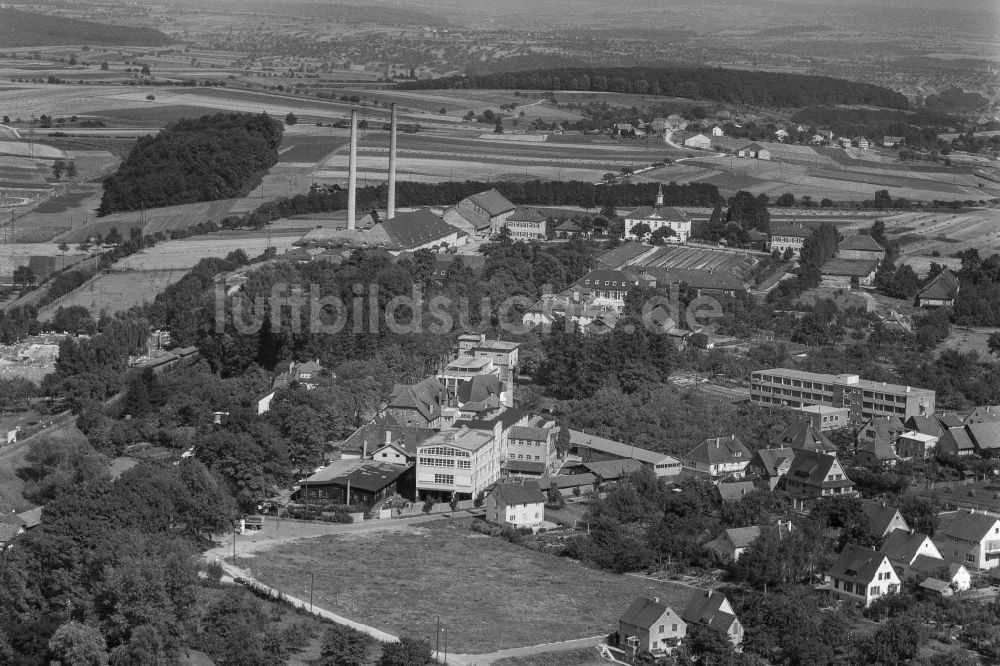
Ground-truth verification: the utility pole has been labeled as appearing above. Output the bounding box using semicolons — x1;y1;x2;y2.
309;571;314;612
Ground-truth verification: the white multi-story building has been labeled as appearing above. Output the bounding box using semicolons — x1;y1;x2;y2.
622;185;692;243
416;426;500;500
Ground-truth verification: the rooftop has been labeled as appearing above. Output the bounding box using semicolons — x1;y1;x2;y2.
466;188;516;217
492;479;546;505
827;543;887;585
918;269;960;301
684;435;752;467
822;258;879;278
567;429;678;466
753;368;933;397
418;426;495;453
937;510;1000;542
839;234;886;252
379;208;458;250
620;596;677;630
301;459;410;492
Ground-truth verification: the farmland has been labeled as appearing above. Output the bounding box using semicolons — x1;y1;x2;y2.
37;269;186;319
112;232;299;271
250;519;696;653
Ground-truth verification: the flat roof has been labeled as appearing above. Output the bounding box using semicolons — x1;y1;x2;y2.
753;368;932;396
795;405;850;414
418;426;494;452
568;429;679;466
445;356;493;370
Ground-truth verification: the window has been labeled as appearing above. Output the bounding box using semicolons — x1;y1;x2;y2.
966;553;976;563
671;624;678;633
659;625;665;634
433;474;454;485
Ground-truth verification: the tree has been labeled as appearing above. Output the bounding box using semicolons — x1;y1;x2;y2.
67;161;78;178
53;159;66;179
494;118;504;134
13;265;35;288
105;227;122;245
59;242;70;257
285;112;298;126
776;193;795;207
650;226;676;245
630;222;651;240
100;62;109;70
989;332;1000;358
47;621;110;666
319;625;372;666
377;636;433;666
140;64;150;76
600;203;617;221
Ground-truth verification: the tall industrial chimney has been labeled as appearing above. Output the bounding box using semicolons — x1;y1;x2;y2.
387;103;397;220
347;110;358;231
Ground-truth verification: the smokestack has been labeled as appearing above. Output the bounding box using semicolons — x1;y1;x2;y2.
347;110;358;231
388;103;397;219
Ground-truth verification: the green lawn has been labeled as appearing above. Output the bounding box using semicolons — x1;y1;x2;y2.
0;417;87;514
247;518;694;654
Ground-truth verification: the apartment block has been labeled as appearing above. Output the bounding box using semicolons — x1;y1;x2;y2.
750;368;934;424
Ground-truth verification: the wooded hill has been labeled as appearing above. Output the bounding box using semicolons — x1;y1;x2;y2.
398;66;910;109
0;8;172;47
99;113;283;216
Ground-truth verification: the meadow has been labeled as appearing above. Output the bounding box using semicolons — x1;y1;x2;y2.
113;233;299;270
37;269;186;318
249;519;696;654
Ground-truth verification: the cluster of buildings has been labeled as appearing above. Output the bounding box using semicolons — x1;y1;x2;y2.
617;589;743;657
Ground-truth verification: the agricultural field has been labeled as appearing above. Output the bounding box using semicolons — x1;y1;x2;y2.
37;269;186;318
113;232;299;270
865;209;1000;274
249;519;696;654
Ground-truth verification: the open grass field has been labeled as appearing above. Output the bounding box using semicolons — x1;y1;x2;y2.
51;198;242;244
278;135;350;164
113;232;299;270
493;648;605;666
866;209;1000;275
37;269;186;319
249;519;696;654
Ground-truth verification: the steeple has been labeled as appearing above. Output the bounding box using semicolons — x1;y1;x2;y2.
655;183;664;208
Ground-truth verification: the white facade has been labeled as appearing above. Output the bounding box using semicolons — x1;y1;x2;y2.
416;427;499;499
829;556;901;607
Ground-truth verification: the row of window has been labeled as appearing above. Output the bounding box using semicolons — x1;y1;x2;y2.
508;453;542;461
434;474;454;485
510;440;545;447
420;447;470;458
755;386;831;402
753;375;834;392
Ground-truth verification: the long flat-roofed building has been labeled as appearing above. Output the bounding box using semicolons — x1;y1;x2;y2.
750;368;934;424
416;426;500;500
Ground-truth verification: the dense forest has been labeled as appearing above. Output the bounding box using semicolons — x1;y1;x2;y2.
398;66;910;109
98;113;283;215
0;8;172;47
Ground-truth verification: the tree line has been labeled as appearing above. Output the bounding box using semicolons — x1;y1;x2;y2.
99;112;284;215
399;66;910;109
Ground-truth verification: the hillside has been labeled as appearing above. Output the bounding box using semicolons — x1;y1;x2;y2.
398;66;910;109
0;8;172;47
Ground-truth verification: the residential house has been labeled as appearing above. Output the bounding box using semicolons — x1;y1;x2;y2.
737;143;770;160
838;137;853;148
437;356;500;396
504;420;558;477
880;530;943;576
877;310;913;334
854;137;871;149
386;377;448;428
521;292;619;332
415;426;500;500
296;459;414;505
460;335;520;384
967;422;1000;457
856;439;900;468
910;556;972;592
882;136;905;148
750;368;935;424
567;429;681;477
937;425;977;457
771;420;838;454
861;500;910;538
484;479;546;529
681;435;752;479
837;235;887;264
820;259;878;288
503;207;547;240
782;449;854;507
710;125;724;137
746;446;796;490
965;405;1000;425
378;208;467;252
568;269;641;313
916;269;960;308
705;526;761;563
0;523;24;549
774;129;789;141
455;374;507;420
857;416;906;451
705;522;795;563
456;189;516;236
623;185;692;243
934;510;1000;570
767;223;811;259
792;405;850;432
618;597;686;655
257;359;329;414
824;543;901;606
681;590;743;646
896;431;939;460
905;414;948;437
613;122;637;137
683;133;712;150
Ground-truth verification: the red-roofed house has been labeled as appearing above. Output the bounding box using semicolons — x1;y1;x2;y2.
681;590;743;646
782;449;854;508
681;435;751;479
933;510;1000;570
